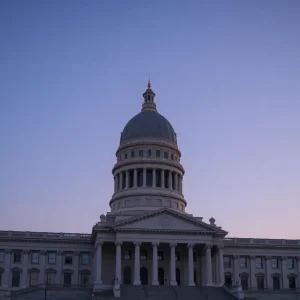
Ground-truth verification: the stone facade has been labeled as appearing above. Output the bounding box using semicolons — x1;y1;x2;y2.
0;83;298;296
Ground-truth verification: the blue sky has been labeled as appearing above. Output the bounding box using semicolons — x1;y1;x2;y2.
1;0;300;238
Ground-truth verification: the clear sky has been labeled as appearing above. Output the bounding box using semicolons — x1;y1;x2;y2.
1;0;299;239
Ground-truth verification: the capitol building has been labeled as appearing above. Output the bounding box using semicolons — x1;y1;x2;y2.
0;83;299;300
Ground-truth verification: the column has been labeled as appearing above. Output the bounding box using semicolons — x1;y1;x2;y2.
56;251;63;284
265;257;272;289
133;169;137;188
94;242;103;286
250;256;257;289
21;250;29;288
133;242;141;285
2;249;11;288
233;255;240;284
152;243;159;286
39;251;46;284
179;176;182;193
125;171;129;189
119;173;123;191
115;242;122;283
174;173;178;191
217;245;224;286
170;243;177;286
168;171;173;190
161;170;165;188
73;252;79;284
152;168;156;188
205;245;213;286
143;168;146;187
188;244;195;286
282;257;288;289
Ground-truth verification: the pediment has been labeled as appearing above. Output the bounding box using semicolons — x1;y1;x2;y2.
114;209;223;234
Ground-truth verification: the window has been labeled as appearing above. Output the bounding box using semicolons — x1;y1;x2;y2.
288;258;296;269
64;253;73;264
158;251;164;261
146;169;152;186
46;272;55;284
131;150;135;158
273;275;280;290
156;150;160;157
124;153;128;159
171;153;174;160
139;150;144;157
140;250;147;260
13;252;22;263
31;252;40;264
225;274;232;286
240;257;247;268
29;271;38;286
240;274;248;290
257;275;264;290
147;149;151;157
256;257;263;269
272;258;279;269
137;169;143;187
81;253;89;265
289;276;296;289
164;151;168;159
224;256;232;268
12;270;21;287
123;250;131;260
175;251;180;261
48;252;56;264
63;272;72;285
0;251;4;262
80;272;89;285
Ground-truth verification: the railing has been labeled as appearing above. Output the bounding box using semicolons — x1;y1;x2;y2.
224;238;300;247
0;231;91;240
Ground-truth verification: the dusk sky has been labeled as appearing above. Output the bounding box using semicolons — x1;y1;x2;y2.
1;0;300;239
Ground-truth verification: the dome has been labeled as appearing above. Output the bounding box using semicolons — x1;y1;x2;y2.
120;110;177;144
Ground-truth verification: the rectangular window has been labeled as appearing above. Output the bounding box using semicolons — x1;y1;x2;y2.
48;252;56;264
256;257;263;269
171;153;174;160
158;251;164;261
124;153;128;159
164;151;168;159
156;150;160;157
13;252;22;263
240;257;247;268
64;253;73;264
147;149;151;157
46;272;55;284
224;256;232;268
139;150;144;157
81;253;89;265
131;150;135;158
30;271;38;286
63;273;72;285
257;276;264;290
288;258;295;269
175;251;180;261
140;250;147;260
123;250;131;260
12;271;20;287
272;258;279;269
31;252;40;264
0;251;4;262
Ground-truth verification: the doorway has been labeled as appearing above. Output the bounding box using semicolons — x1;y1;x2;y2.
123;266;132;285
176;268;181;286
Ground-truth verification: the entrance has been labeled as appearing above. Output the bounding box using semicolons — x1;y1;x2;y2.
176;268;181;286
140;267;148;285
158;268;164;285
123;266;132;284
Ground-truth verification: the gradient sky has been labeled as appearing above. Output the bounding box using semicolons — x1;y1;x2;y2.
1;0;300;239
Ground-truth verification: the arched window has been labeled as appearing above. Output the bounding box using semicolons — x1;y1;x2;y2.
11;268;22;287
29;269;39;286
272;274;280;290
256;274;264;290
288;274;297;289
240;273;248;290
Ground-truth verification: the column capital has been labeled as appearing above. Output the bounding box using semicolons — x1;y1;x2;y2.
205;244;213;250
217;244;224;250
250;255;256;260
233;255;239;260
73;251;80;256
57;250;64;255
134;242;142;246
152;242;159;247
169;243;177;248
281;256;288;261
40;250;47;255
115;241;123;247
4;249;12;253
265;256;272;260
95;241;103;248
187;243;195;249
23;250;29;255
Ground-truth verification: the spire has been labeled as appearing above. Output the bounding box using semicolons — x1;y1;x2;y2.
142;81;156;112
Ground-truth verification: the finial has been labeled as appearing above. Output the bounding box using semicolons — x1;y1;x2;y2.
147;79;151;88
